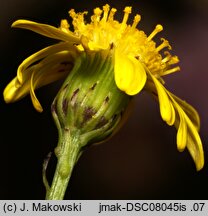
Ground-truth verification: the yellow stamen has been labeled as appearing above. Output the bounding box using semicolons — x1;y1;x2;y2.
60;19;70;33
69;10;87;23
91;8;102;24
68;9;76;19
78;12;87;24
108;8;117;21
162;66;180;76
168;56;180;65
102;4;110;22
121;6;132;29
132;14;141;29
147;24;163;41
156;38;171;52
69;9;87;33
161;51;171;63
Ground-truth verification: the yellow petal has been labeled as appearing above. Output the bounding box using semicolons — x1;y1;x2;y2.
12;20;80;43
29;51;74;112
177;120;187;152
17;42;77;84
4;51;74;111
3;77;31;103
174;105;187;151
147;74;175;125
170;93;200;131
145;78;204;170
30;71;43;112
114;49;147;95
185;116;204;171
168;92;204;170
30;71;69;112
3;63;36;103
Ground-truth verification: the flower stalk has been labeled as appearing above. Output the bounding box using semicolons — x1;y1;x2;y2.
45;130;80;200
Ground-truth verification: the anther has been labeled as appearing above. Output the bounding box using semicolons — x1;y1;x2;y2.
161;51;171;63
121;6;132;28
132;14;141;29
108;8;117;21
147;24;163;41
124;6;132;14
102;4;110;22
94;7;102;16
60;19;70;33
92;8;102;23
168;56;180;65
68;9;76;19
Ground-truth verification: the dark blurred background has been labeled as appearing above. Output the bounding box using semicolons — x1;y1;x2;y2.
1;0;208;199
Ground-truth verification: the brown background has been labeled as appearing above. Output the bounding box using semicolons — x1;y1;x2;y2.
1;0;208;199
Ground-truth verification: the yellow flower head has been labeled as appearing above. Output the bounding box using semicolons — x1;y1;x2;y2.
3;5;204;170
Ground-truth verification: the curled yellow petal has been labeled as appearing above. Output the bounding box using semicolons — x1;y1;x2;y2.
145;79;204;170
147;73;175;125
17;42;77;84
173;104;187;151
170;93;200;131
12;20;80;43
3;63;35;103
114;49;147;95
30;71;43;112
29;51;74;112
4;50;75;111
185;116;204;171
167;91;204;170
3;77;31;103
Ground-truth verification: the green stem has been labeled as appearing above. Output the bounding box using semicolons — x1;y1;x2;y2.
45;131;80;200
